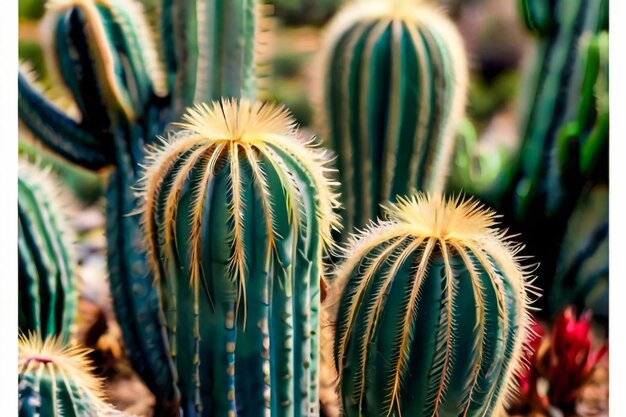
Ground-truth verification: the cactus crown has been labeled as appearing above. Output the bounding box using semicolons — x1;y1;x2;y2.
140;99;341;317
327;193;538;416
18;333;108;410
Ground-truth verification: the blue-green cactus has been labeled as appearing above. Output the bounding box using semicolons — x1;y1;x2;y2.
139;99;340;417
315;0;468;237
326;193;538;417
18;161;78;344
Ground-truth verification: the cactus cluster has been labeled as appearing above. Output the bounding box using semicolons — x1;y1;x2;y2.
326;193;537;417
139;99;340;416
316;0;468;236
18;161;78;343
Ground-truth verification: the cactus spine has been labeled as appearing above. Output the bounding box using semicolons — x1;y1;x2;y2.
18;0;265;407
140;99;340;417
316;0;468;236
326;193;537;417
18;333;129;417
18;161;78;343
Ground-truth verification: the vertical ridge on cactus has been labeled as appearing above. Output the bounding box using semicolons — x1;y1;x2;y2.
18;333;128;417
315;0;468;237
18;161;78;343
139;98;340;416
326;193;538;417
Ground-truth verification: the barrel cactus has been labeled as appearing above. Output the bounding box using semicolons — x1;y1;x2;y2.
139;98;340;417
18;333;130;417
325;193;537;417
18;0;266;406
315;0;468;236
18;161;78;343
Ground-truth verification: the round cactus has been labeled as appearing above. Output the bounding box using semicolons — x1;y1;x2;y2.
18;161;78;343
139;98;340;417
326;193;538;417
18;333;129;417
315;0;468;237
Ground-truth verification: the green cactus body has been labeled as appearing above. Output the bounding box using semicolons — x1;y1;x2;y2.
18;0;265;408
161;0;271;117
326;193;536;417
511;0;608;219
316;0;467;236
18;333;129;417
18;162;77;343
551;185;608;317
140;99;340;417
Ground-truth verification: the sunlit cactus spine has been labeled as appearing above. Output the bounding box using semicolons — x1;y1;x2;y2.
18;333;132;417
315;0;468;237
18;0;268;408
325;193;538;417
139;99;340;417
510;0;608;219
18;161;78;344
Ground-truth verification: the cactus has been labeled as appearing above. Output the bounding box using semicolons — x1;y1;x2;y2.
18;161;78;343
551;185;608;317
315;0;468;236
139;99;340;417
510;0;608;219
18;333;131;417
18;0;267;406
326;193;537;417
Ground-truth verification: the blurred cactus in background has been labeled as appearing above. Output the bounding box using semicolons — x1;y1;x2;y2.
18;0;268;409
139;99;340;416
315;0;468;238
18;333;131;417
551;185;608;317
326;193;538;417
19;161;78;344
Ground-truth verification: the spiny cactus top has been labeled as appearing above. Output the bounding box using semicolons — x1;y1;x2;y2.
316;0;468;235
18;333;129;417
18;161;78;343
139;99;340;416
326;193;538;417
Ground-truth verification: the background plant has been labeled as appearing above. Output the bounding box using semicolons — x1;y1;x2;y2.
315;0;468;238
18;160;78;344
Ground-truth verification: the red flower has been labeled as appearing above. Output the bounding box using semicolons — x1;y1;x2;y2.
546;307;608;412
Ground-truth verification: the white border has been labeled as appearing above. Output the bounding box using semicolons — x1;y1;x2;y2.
0;0;19;415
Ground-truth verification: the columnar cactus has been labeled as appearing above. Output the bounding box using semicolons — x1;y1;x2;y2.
511;0;608;219
316;0;468;236
18;161;77;343
18;0;266;406
551;185;608;316
326;193;537;417
139;99;340;417
18;333;129;417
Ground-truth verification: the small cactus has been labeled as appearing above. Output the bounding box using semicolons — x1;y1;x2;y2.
139;99;340;416
18;333;130;417
315;0;468;236
326;193;538;417
18;161;78;343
